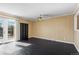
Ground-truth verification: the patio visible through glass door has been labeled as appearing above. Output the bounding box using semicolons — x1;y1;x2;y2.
0;18;16;43
0;19;4;43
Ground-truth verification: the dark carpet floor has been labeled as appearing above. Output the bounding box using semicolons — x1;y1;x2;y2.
0;37;78;55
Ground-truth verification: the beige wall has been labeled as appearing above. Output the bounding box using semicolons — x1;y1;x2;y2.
0;12;74;44
15;15;74;44
31;15;74;43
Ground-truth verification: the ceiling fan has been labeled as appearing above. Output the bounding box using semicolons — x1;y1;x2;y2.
36;14;53;21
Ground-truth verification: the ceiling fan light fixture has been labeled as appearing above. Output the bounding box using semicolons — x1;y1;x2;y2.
37;15;42;21
38;18;42;21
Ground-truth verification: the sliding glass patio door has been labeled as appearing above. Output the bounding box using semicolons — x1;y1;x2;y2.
0;19;4;42
0;17;16;43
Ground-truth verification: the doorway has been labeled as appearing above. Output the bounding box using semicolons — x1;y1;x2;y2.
20;23;28;41
0;17;16;43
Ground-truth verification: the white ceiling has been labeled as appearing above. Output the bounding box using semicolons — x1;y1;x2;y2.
0;3;77;20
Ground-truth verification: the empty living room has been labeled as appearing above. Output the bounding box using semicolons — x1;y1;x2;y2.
0;2;79;56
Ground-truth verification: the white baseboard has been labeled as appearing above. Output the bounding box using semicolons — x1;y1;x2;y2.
30;37;79;52
30;36;74;44
73;43;79;52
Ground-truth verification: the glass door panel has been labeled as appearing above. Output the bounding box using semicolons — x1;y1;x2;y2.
0;18;6;43
0;19;4;39
0;18;16;43
8;19;16;40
